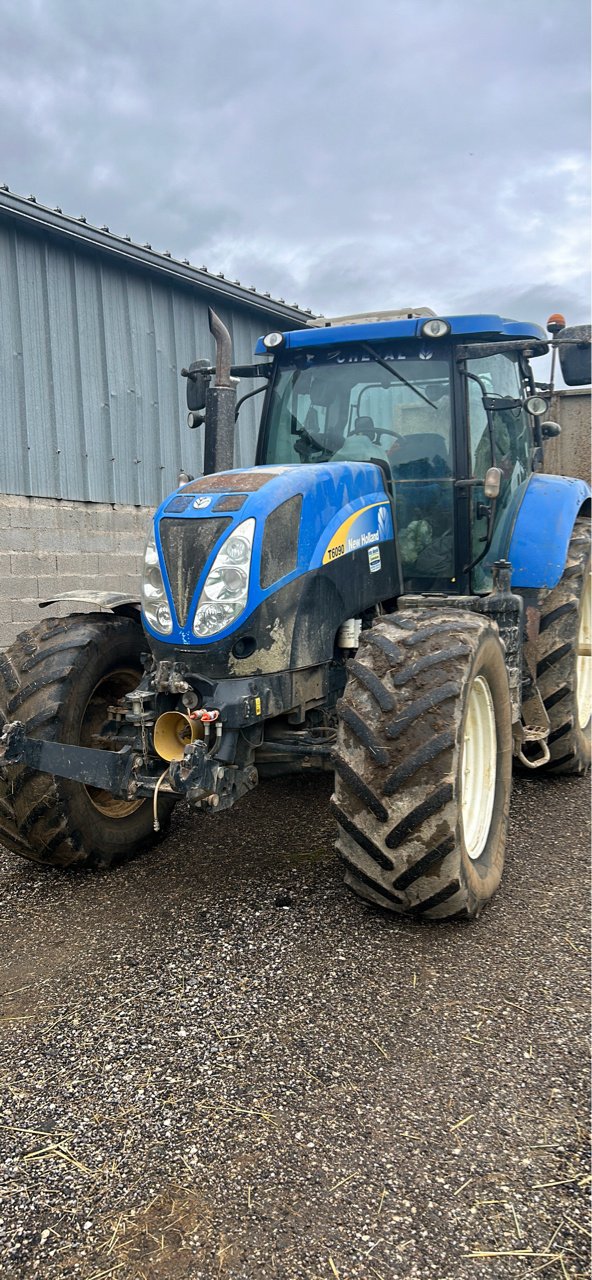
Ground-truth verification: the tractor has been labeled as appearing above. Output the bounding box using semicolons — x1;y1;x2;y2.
0;307;590;920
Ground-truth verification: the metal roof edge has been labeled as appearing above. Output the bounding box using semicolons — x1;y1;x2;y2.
0;187;313;324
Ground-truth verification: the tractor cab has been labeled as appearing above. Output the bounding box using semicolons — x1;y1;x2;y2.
251;310;554;596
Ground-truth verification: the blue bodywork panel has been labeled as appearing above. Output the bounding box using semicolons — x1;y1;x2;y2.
507;474;591;588
144;462;393;646
255;314;548;354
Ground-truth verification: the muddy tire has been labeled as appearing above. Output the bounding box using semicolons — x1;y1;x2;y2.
0;613;174;869
535;516;591;775
332;610;513;920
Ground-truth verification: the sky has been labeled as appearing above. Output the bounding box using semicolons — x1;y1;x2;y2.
1;0;590;328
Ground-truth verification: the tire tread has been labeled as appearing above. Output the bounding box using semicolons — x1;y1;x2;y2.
0;613;172;868
533;516;591;775
333;610;511;920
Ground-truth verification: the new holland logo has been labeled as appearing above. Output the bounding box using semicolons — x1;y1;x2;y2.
377;505;389;538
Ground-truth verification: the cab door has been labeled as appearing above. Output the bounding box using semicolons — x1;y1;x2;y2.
465;352;534;591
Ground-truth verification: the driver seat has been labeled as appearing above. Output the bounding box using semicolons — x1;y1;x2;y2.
354;415;378;441
390;431;450;474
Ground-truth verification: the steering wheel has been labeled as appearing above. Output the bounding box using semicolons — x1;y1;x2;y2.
287;411;325;454
294;423;332;460
355;422;404;448
374;426;404;444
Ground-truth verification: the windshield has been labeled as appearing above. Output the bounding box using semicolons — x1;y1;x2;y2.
259;345;457;592
259;346;452;469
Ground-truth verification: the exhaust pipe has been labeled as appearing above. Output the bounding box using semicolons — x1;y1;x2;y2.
208;307;233;386
204;309;237;475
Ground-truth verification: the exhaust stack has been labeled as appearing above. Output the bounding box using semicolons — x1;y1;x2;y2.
204;308;237;475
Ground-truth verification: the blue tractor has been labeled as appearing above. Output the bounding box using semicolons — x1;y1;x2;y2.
0;308;590;920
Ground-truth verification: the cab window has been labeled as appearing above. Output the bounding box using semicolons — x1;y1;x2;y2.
466;352;532;590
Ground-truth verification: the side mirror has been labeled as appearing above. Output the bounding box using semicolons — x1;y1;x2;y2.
541;421;562;440
557;325;591;387
181;359;211;412
484;466;502;499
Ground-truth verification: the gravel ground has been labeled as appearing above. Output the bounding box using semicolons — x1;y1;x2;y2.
0;771;590;1280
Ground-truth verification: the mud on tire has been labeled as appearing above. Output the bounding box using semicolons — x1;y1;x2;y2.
535;516;591;775
0;613;174;869
332;610;513;920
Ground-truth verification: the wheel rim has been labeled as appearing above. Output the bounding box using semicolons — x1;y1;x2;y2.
576;570;592;730
461;675;497;862
80;667;145;818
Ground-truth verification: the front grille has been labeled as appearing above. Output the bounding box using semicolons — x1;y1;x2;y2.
159;517;231;626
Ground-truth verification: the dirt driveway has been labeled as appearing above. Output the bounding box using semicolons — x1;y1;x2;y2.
0;771;590;1279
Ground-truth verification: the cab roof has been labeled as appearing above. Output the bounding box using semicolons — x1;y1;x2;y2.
254;314;548;354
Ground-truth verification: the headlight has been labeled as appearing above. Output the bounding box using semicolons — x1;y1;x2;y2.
193;518;255;638
262;332;284;350
420;318;451;339
141;531;173;634
525;394;549;417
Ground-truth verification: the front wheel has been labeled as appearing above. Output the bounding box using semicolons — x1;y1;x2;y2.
332;610;513;920
0;613;174;869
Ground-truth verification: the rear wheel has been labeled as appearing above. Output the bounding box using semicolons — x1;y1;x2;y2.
0;613;174;868
332;610;513;920
535;516;591;774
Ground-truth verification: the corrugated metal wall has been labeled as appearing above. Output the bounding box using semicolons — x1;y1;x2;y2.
0;213;300;507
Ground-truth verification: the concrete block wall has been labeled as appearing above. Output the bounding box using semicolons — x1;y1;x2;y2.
0;495;151;649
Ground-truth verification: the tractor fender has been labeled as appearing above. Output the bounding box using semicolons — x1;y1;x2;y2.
506;474;591;589
38;591;141;618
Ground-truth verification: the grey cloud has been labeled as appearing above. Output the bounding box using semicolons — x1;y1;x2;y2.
0;0;589;327
456;282;589;328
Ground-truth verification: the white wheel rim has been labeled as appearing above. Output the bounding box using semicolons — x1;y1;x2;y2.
461;675;497;862
577;571;592;730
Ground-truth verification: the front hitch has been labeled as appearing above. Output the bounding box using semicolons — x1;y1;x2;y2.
0;720;134;794
0;720;258;817
168;740;258;811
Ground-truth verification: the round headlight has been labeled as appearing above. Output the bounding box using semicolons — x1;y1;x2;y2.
263;332;285;350
225;535;251;563
204;565;247;601
187;411;204;429
155;605;172;630
525;394;549;417
194;602;237;637
421;318;451;339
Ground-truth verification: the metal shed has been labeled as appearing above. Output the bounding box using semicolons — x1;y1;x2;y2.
0;189;310;507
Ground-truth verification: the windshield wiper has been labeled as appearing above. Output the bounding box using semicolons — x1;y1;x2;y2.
361;343;438;409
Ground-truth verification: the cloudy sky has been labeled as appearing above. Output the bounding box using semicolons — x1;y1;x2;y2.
1;0;590;326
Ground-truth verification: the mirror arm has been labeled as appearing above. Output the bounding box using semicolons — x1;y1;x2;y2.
234;383;268;422
463;369;499;468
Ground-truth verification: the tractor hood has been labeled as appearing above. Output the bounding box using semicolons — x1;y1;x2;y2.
143;462;399;676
